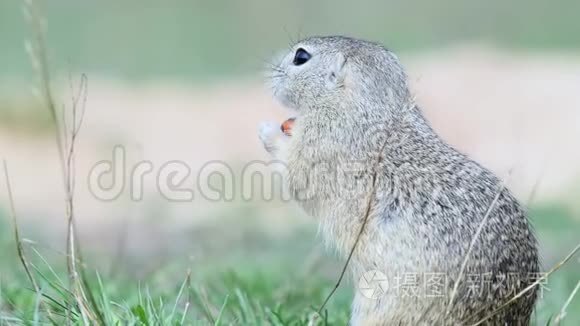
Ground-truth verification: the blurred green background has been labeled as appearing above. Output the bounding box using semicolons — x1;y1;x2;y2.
1;0;580;83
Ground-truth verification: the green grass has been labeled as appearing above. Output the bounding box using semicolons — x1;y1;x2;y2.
0;205;578;325
0;214;352;325
0;257;350;325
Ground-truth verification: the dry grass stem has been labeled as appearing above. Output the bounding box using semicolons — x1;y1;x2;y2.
446;173;510;315
553;278;580;325
22;0;95;323
471;242;580;326
315;100;401;315
2;161;55;321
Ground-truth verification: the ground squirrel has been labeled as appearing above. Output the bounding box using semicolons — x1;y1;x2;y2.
259;36;539;325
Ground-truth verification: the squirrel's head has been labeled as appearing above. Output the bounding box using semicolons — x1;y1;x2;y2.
268;36;411;115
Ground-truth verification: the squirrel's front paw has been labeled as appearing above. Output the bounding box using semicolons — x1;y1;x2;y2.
259;121;284;154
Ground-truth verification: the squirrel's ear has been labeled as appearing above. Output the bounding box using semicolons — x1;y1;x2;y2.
327;52;348;88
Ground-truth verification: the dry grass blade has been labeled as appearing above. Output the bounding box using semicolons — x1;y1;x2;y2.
2;162;38;294
445;181;506;315
22;239;89;270
22;0;96;323
307;312;319;326
316;170;380;315
170;270;191;322
553;279;580;325
179;270;192;325
470;242;580;326
316;107;395;315
198;286;217;324
2;161;55;322
22;0;65;176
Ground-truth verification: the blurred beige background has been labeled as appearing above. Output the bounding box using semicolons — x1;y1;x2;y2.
3;47;580;231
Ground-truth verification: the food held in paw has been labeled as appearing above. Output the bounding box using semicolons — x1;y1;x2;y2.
281;118;296;136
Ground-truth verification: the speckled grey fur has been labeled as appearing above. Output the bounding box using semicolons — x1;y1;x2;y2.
260;36;539;325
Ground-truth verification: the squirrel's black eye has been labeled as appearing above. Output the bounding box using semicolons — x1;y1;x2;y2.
293;48;311;66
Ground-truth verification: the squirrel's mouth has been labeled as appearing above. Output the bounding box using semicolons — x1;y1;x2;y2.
281;117;296;136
